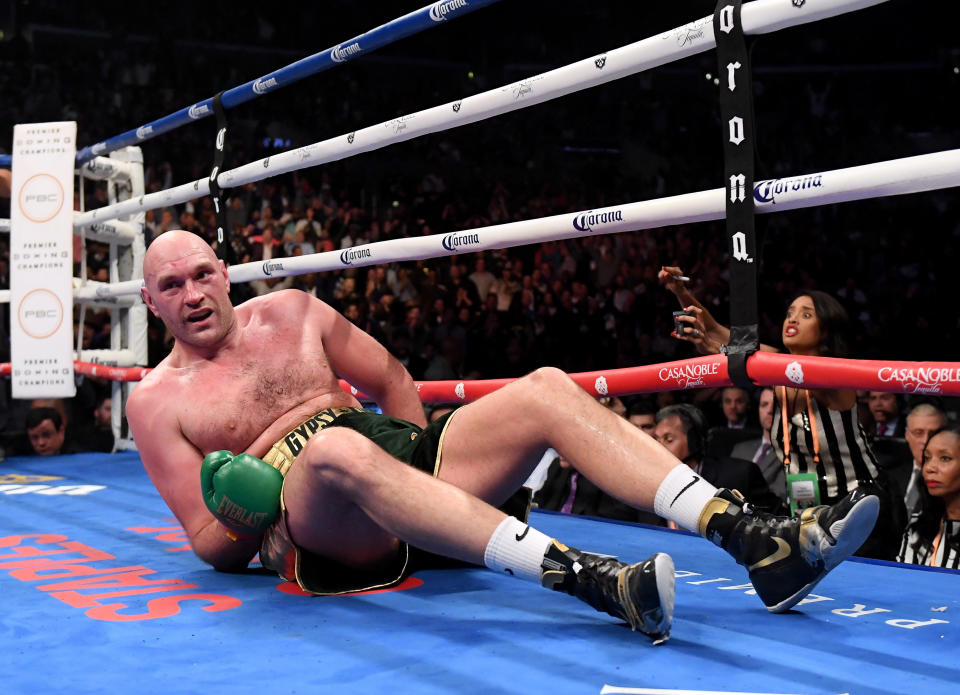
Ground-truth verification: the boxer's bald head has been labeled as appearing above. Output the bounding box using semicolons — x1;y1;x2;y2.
141;230;235;351
143;229;219;284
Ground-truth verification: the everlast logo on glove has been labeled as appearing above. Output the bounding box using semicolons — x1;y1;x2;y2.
201;451;284;535
215;495;272;533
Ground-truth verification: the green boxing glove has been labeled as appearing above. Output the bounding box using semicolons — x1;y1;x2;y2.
201;450;284;536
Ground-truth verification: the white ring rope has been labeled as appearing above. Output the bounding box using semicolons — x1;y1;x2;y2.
70;147;960;301
70;0;888;231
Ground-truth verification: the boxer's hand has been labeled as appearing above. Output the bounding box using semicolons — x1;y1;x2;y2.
201;450;283;535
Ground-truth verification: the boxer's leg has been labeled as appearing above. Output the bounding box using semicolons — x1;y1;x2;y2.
437;366;714;530
281;426;674;641
437;366;879;613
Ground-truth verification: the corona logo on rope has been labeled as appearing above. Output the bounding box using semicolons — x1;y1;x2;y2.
594;376;609;396
339;247;372;266
429;0;467;22
878;367;960;395
572;208;624;233
252;77;279;94
754;174;823;205
658;361;719;389
17;289;64;340
188;103;210;119
455;383;466;400
18;173;64;223
331;42;362;63
785;361;805;385
441;232;480;253
262;261;285;277
135;125;154;140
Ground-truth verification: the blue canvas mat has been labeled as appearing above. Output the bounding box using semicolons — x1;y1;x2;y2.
1;452;957;694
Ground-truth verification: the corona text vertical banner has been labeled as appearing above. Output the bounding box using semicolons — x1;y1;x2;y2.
10;121;77;398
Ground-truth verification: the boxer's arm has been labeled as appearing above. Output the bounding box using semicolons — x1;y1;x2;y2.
309;294;427;427
127;384;260;571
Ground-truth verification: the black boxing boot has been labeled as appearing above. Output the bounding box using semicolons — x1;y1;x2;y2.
698;487;879;612
539;541;675;644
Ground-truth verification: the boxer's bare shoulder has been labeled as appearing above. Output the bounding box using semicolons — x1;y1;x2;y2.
132;290;359;457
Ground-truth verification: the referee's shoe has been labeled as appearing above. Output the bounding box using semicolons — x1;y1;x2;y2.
699;487;879;612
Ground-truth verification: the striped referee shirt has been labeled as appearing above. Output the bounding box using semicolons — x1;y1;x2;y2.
771;395;879;503
898;517;960;569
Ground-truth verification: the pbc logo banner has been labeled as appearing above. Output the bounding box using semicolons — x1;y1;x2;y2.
10;121;77;399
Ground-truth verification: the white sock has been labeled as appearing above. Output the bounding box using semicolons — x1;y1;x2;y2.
654;464;720;532
483;516;553;583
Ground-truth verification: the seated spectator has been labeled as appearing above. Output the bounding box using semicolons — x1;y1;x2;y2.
721;386;752;430
868;391;905;437
654;404;784;514
898;425;960;567
896;402;949;518
706;386;761;458
25;407;80;456
729;387;787;504
74;392;115;453
625;396;657;437
534;400;667;526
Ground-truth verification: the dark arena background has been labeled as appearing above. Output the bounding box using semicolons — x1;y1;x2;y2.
1;1;959;693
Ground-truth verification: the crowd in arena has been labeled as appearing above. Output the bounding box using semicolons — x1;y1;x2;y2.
0;3;958;565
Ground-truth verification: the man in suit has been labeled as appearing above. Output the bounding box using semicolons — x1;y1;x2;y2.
654;403;785;514
721;386;752;429
534;398;667;527
868;391;905;437
730;387;786;505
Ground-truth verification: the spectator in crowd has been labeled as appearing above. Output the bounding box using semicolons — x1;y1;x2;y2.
74;392;115;453
730;387;787;504
896;402;949;519
868;391;905;437
25;407;79;457
720;387;752;430
707;386;761;458
897;425;960;568
626;397;658;437
468;255;496;304
250;223;281;262
534;399;667;526
489;265;520;313
659;269;904;558
653;403;784;514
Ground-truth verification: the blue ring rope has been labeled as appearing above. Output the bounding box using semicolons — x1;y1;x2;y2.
0;0;500;169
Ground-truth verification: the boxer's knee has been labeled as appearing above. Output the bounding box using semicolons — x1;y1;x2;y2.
521;366;583;409
300;428;380;492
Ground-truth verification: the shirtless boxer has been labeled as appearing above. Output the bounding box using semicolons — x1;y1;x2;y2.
127;230;880;643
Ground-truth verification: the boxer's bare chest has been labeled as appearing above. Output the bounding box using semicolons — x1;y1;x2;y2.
173;320;345;454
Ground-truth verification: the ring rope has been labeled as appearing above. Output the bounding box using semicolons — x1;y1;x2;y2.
69;147;960;302
4;352;957;398
68;0;887;232
0;1;502;169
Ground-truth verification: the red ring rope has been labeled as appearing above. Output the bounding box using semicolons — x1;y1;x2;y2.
3;353;958;399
